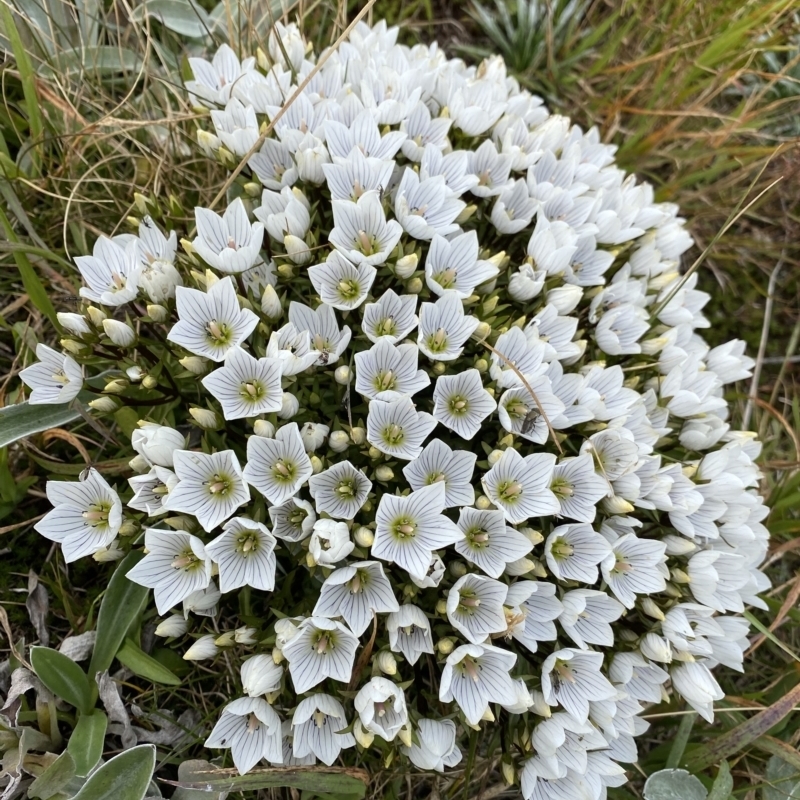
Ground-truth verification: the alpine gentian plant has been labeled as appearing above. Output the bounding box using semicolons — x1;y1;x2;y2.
24;18;768;797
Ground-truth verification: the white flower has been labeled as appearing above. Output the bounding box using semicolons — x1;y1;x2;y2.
394;169;465;240
424;231;498;298
154;614;188;638
75;235;140;306
243;422;313;505
400;101;452;161
308;461;372;519
126;529;212;615
355;340;430;401
314;561;399;636
468;139;513;198
211;99;260;157
324;110;406;161
366;396;437;460
329;191;403;267
322;147;394;201
20;344;83;405
182;584;220;618
417;293;480;361
455;507;533;578
450;81;506;136
187;44;255;107
57;312;91;336
481;448;559;524
267;21;306;71
550;454;609;523
295;133;330;185
128;466;178;516
205;517;277;593
205;696;282;774
541;648;616;723
558;589;625;648
201;347;283;420
600;534;667;608
184;634;219;660
491;179;536;234
35;468;122;562
362;289;418;344
292;694;355;766
497;382;566;445
446;573;508;644
102;318;136;346
403;719;462;772
269;497;315;541
169;277;259;362
508;263;545;302
387;604;434;665
300;422;329;452
420;144;479;197
241;654;283;696
489;327;547;389
503;581;562;652
527;215;578;275
432;369;497;440
544;523;612;583
289;301;352;366
282;617;359;694
354;677;408;742
248;138;298;191
192;198;264;274
670;661;724;722
308;519;354;566
162;449;249;532
308;252;376;311
402;439;477;508
439;643;517;725
256;186;310;241
266;322;320;376
373;483;461;580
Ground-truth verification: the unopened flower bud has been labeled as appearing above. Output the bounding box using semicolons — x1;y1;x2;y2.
502;761;516;785
640;633;672;663
504;557;536;576
277;263;294;279
102;319;136;346
473;321;491;340
261;285;282;319
128;454;150;472
284;234;311;265
475;494;492;510
57;312;91;336
254;420;276;438
93;541;124;562
118;519;138;537
272;646;284;664
481;706;495;722
640;597;666;621
189;407;220;429
375;465;394;482
406;276;423;294
368;446;382;460
529;690;551;717
520;528;543;545
350;426;366;445
601;495;635;515
455;204;477;224
448;560;467;578
183;634;219;661
180;356;210;375
435;599;448;615
310;455;323;474
376;651;397;675
103;380;128;394
235;626;258;645
395;253;418;279
670;567;690;584
278;392;299;419
60;339;85;356
432;361;446;375
334;365;351;385
142;375;158;390
86;306;107;327
397;722;413;749
243;181;261;198
155;615;188;638
475;357;489;372
146;304;169;322
488;449;504;467
214;631;236;647
353;719;375;749
354;526;374;547
436;637;455;655
327;430;349;453
126;366;144;382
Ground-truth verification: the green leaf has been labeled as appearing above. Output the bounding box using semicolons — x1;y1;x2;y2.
0;399;85;448
172;761;226;800
666;712;697;768
130;0;211;38
644;769;707;800
764;755;800;800
708;761;733;800
166;766;369;797
88;551;150;678
30;646;93;714
28;750;76;799
40;46;144;77
116;639;182;686
68;711;108;778
71;744;156;800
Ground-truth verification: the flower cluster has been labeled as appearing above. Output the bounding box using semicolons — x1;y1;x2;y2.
24;19;768;797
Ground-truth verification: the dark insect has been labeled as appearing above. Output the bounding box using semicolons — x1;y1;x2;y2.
142;215;154;229
520;408;541;436
318;351;330;365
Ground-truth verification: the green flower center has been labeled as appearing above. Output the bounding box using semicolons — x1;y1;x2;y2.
466;527;490;549
448;394;469;416
171;547;202;572
272;459;297;484
239;379;265;402
434;268;458;289
457;590;482;615
383;423;405;446
236;530;260;556
497;479;523;503
376;317;397;337
336;479;356;498
374;370;396;393
337;279;361;300
82;501;112;529
347;569;369;595
425;328;448;353
355;229;378;256
506;400;529;421
206;472;234;497
206;319;232;347
550;477;574;499
391;517;417;540
549;537;574;560
312;630;337;655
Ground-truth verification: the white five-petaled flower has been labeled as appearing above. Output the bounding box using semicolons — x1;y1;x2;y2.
497;383;566;445
314;561;399;636
424;231;499;298
20;344;83;405
541;648;617;723
128;466;178;517
204;696;282;774
503;581;562;653
362;289;418;344
192;198;264;274
308;519;354;566
322;147;394;201
324;110;406;161
162;449;250;532
481;448;559;524
211;98;260;157
243;422;313;505
489;326;547;389
395;169;465;240
75;235;140;306
558;589;625;649
446;573;508;643
292;694;355;765
600;533;668;608
550;453;610;523
288;301;352;366
282;616;359;694
355;339;430;401
169;277;259;362
187;43;255;107
386;604;434;665
373;483;461;580
366;395;437;460
205;517;278;593
126;529;212;615
35;468;122;562
404;719;462;773
439;643;517;725
455;507;533;578
201;346;283;420
402;439;477;508
417;293;480;361
308;251;377;311
269;497;316;542
544;523;612;584
328;190;403;267
432;369;497;440
491;178;537;234
354;677;408;742
308;461;372;519
266;322;320;376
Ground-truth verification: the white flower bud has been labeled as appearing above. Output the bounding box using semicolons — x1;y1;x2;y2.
86;306;107;326
406;276;423;294
448;560;467;578
502;761;516;785
398;722;414;748
102;319;136;346
520;528;543;545
126;366;144;382
488;449;504;467
455;204;477;224
334;365;351;385
474;321;491;340
601;495;635;515
329;430;350;453
300;422;329;452
376;651;397;676
663;534;698;556
640;597;666;621
353;719;375;749
142;375;158;390
197;129;221;156
354;526;374;547
435;599;448;615
189;407;220;429
375;465;394;482
546;284;583;314
128;453;151;473
241;654;282;696
179;356;210;375
475;494;493;510
261;285;282;320
146;303;169;322
640;633;672;663
284;234;311;265
350;426;366;445
481;706;495;722
504;557;536;576
310;455;323;474
92;541;124;562
155;615;188;638
254;419;276;438
214;631;236;647
103;379;127;394
57;312;91;336
183;634;219;661
295;135;330;184
278;392;299;419
60;339;86;356
395;253;418;279
132;422;185;467
274;617;301;648
89;396;120;413
234;626;258;645
436;637;455;655
118;519;138;536
272;645;285;664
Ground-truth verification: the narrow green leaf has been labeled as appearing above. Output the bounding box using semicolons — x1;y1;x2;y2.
666;712;697;768
68;711;108;778
707;761;733;800
116;639;182;687
0;400;84;448
130;0;211;38
71;745;156;800
88;551;150;678
30;646;93;714
28;750;76;799
39;46;144;78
